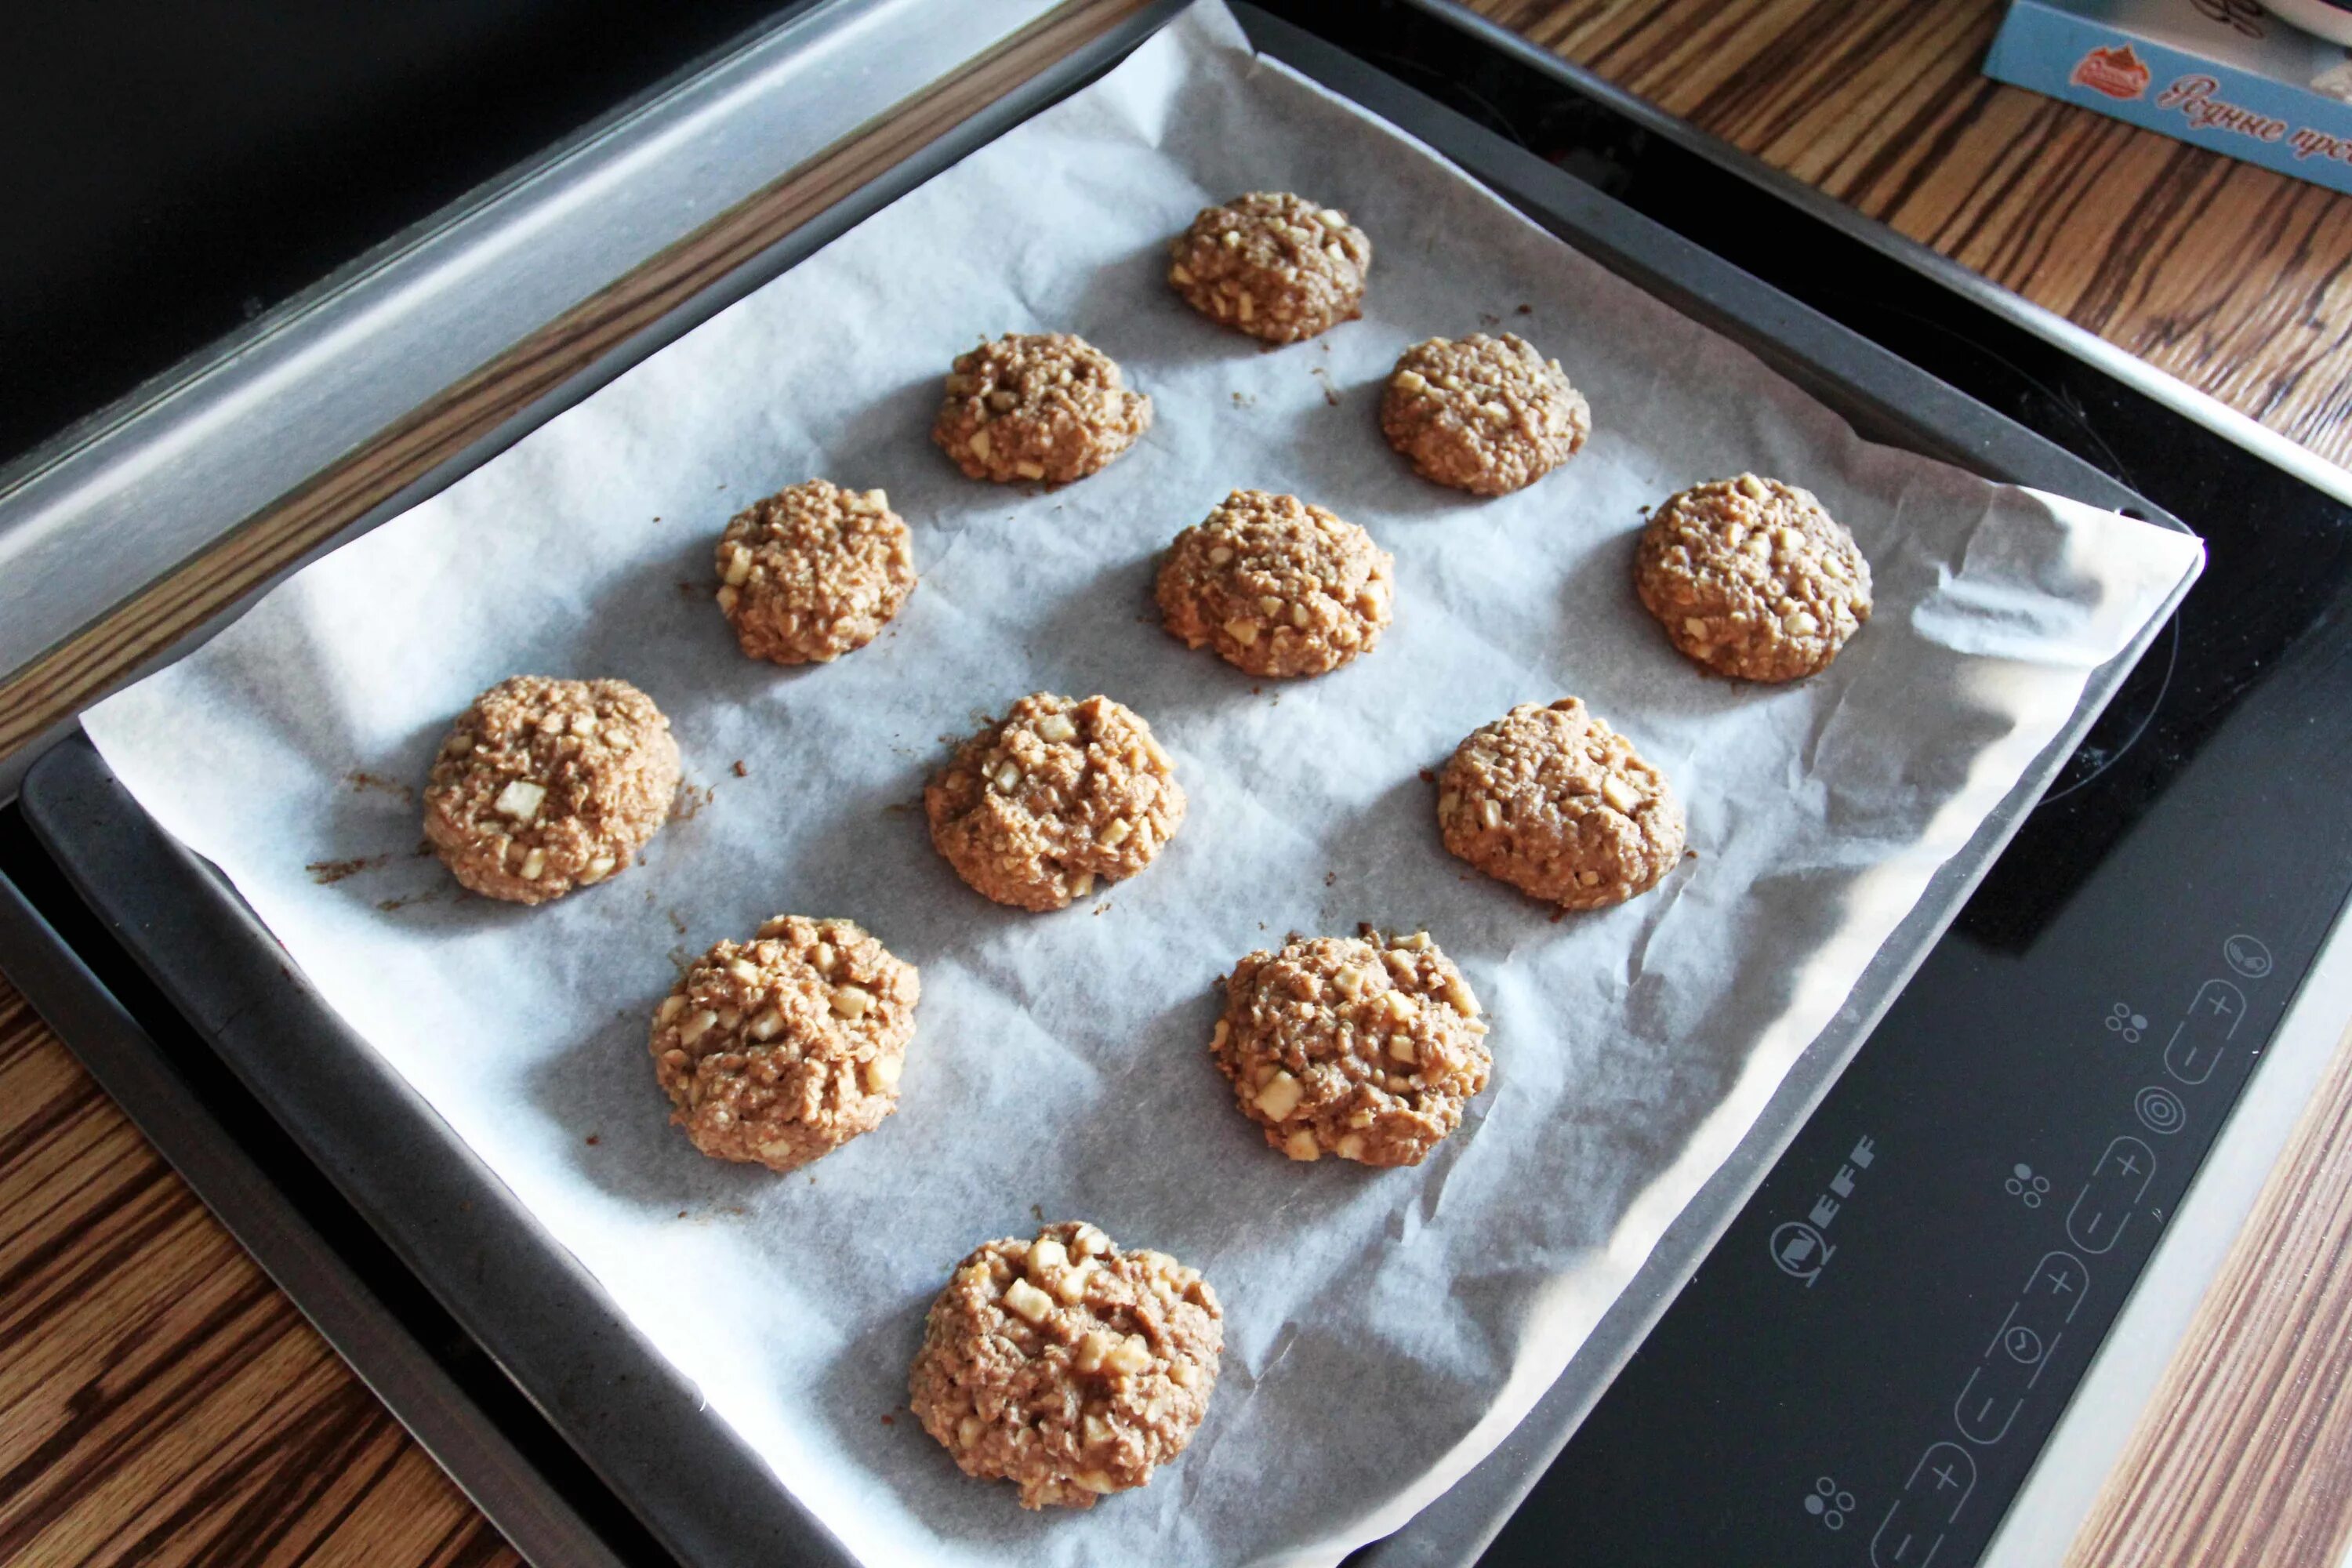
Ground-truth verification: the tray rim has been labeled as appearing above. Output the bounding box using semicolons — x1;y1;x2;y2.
9;6;2205;1566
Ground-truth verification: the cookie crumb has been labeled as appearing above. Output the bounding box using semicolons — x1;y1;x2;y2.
307;853;389;885
346;770;416;803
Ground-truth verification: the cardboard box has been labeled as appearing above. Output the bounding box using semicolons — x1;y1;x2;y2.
1984;0;2352;197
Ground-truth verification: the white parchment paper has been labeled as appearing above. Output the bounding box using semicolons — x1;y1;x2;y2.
82;7;2202;1564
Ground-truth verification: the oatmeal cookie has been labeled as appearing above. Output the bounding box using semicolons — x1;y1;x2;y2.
1635;474;1873;681
1155;489;1393;677
714;479;915;664
909;1221;1222;1511
423;675;681;905
648;916;918;1172
1438;699;1685;909
1167;191;1371;343
1214;929;1491;1167
931;332;1151;485
924;693;1185;912
1379;333;1591;495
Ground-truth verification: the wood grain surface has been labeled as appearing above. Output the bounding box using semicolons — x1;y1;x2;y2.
1472;0;2352;465
0;980;521;1568
5;1;2352;1565
2063;1018;2352;1568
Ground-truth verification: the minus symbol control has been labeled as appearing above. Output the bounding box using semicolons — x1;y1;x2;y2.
2066;1136;2156;1255
2164;978;2247;1086
1953;1252;2090;1446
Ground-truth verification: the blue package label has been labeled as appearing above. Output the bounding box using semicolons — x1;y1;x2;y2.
1986;0;2352;195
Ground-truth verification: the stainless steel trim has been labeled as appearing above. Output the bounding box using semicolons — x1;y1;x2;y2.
0;0;1067;680
1412;0;2352;510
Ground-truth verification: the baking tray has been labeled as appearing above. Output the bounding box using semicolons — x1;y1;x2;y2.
2;5;2198;1566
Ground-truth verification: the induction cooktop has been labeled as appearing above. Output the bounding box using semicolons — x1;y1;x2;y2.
4;3;2350;1565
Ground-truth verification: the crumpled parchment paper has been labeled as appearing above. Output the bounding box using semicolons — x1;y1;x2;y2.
82;5;2204;1563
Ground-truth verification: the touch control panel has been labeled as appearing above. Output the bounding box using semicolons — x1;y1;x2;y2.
1860;933;2275;1566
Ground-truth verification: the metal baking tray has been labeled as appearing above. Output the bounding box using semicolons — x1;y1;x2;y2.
1;5;2198;1565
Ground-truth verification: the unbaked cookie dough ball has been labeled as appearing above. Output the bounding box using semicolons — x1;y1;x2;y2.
1167;191;1371;343
1380;332;1591;496
924;693;1185;913
931;332;1151;485
715;479;915;664
423;675;681;905
909;1221;1222;1511
648;916;919;1173
1635;474;1873;682
1214;929;1491;1167
1438;698;1685;910
1155;488;1394;678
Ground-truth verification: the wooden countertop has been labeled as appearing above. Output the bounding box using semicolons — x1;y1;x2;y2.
5;1;2352;1563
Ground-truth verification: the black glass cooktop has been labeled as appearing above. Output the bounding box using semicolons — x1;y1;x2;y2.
1249;4;2352;1563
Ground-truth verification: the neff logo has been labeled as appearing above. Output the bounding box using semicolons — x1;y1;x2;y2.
1769;1136;1878;1287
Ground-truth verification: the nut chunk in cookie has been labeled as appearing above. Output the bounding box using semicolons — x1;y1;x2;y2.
1380;333;1590;496
1635;474;1872;682
1167;191;1371;343
931;332;1150;485
925;693;1185;912
1438;698;1685;910
649;916;918;1173
1156;488;1394;678
715;479;915;665
909;1221;1222;1510
1214;930;1492;1167
423;675;681;905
